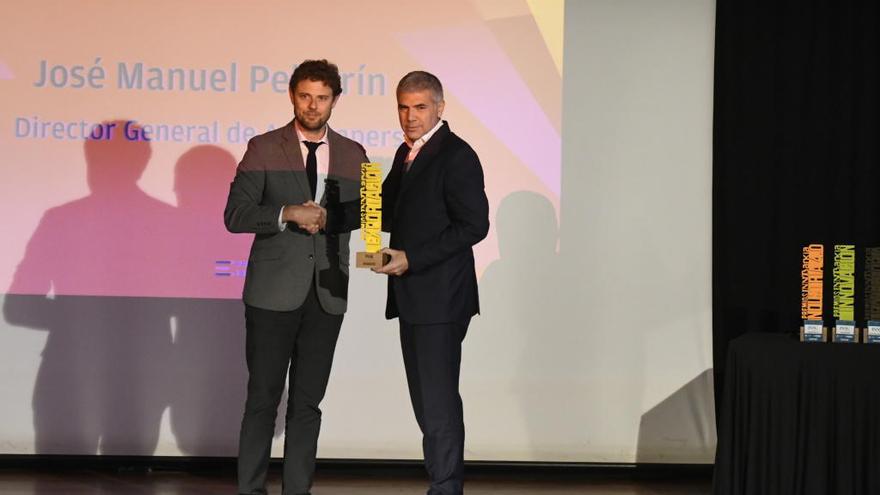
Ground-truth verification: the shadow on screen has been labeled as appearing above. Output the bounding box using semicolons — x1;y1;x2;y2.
3;120;176;454
465;191;586;458
2;126;260;457
635;368;716;463
169;144;284;455
167;145;250;456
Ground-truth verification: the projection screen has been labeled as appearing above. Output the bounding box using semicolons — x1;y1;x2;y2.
0;0;715;462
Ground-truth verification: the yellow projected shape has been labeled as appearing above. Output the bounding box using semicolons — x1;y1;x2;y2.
526;0;564;75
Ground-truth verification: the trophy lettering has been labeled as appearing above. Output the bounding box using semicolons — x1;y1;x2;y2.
356;162;388;268
864;247;880;343
800;244;826;342
832;244;858;343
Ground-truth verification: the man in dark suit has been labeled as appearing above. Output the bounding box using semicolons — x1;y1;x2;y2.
375;71;490;495
225;59;366;495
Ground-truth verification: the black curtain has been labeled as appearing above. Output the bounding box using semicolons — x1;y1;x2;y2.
713;0;880;404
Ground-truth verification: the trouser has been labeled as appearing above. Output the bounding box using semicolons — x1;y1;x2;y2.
238;284;343;495
400;318;470;495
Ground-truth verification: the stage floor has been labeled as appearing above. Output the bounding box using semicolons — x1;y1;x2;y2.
0;468;712;494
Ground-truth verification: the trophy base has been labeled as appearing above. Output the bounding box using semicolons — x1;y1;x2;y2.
863;322;880;344
832;320;859;343
800;321;827;343
356;251;389;269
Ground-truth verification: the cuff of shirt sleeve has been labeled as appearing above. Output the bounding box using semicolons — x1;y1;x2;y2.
278;206;287;231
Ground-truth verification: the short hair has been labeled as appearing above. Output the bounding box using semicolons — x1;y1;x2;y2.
396;71;444;103
289;59;342;97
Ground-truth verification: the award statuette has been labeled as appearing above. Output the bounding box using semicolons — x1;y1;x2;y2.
832;244;858;343
356;162;388;268
864;247;880;343
800;244;827;342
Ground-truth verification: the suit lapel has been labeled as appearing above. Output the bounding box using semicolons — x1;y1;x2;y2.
399;122;450;196
279;120;311;200
388;144;408;216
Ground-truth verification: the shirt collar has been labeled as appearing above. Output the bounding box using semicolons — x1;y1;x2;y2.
294;120;328;144
406;119;445;150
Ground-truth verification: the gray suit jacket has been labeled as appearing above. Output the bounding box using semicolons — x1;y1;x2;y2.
224;121;366;313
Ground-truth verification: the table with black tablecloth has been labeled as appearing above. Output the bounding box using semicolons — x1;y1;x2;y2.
713;333;880;495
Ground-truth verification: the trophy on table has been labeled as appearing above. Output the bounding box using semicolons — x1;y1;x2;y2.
831;244;858;343
864;247;880;343
356;162;389;268
800;243;827;342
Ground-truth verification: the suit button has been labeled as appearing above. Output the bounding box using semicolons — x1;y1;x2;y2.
308;254;314;260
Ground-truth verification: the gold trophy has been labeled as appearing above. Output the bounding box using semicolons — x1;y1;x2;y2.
356;162;388;268
865;247;880;343
831;244;858;343
800;244;827;342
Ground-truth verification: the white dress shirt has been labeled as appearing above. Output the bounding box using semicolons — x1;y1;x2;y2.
278;121;330;230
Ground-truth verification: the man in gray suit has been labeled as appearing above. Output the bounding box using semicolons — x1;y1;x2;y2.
224;59;366;495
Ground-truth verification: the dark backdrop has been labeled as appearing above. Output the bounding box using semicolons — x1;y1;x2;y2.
713;0;880;405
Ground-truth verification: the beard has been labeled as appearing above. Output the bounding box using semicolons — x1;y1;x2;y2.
295;109;331;131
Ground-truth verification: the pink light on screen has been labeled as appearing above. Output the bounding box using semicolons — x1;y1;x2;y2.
7;122;249;299
0;60;13;80
396;21;561;195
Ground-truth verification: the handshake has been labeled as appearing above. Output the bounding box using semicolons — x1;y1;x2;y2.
282;201;326;235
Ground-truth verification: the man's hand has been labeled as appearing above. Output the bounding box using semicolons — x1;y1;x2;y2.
372;248;408;276
303;201;327;230
282;202;326;234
